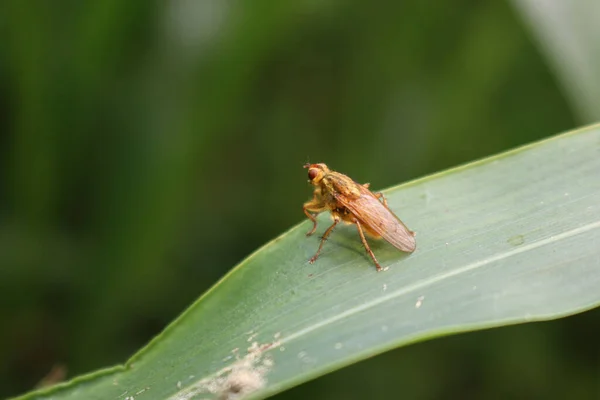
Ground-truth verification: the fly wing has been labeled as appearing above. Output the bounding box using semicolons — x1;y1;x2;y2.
334;185;416;253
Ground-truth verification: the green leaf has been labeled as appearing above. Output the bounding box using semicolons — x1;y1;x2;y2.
14;124;600;400
511;0;600;122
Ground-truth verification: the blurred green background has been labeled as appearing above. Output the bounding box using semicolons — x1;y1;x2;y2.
1;1;598;399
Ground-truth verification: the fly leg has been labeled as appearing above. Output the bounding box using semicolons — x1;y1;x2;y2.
303;193;326;236
373;191;388;207
354;218;383;271
364;183;389;208
303;207;319;236
309;216;339;264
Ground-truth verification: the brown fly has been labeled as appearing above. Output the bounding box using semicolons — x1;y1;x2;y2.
303;163;416;271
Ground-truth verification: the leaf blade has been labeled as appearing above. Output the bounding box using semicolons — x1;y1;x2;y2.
14;124;600;400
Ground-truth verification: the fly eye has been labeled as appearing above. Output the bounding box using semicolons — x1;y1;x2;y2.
308;168;318;181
